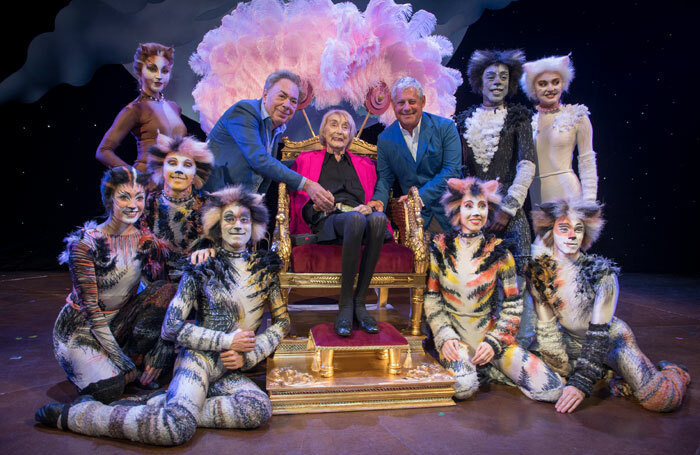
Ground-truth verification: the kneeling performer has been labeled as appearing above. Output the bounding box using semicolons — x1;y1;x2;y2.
36;186;290;445
424;177;563;401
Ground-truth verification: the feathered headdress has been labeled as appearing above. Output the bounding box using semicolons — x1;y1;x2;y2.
147;133;214;189
520;54;575;101
440;177;501;228
466;49;526;97
531;198;604;251
201;185;268;246
189;0;462;131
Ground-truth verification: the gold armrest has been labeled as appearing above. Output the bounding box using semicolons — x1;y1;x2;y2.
388;186;428;274
273;183;292;271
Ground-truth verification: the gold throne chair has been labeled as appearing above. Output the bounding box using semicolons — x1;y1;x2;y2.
267;135;455;415
272;135;428;336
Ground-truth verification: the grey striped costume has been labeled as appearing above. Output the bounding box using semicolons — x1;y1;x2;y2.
62;248;289;445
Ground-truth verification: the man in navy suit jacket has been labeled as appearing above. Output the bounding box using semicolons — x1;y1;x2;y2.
369;77;461;231
204;70;333;211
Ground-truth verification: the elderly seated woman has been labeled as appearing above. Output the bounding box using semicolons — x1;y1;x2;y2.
289;109;391;337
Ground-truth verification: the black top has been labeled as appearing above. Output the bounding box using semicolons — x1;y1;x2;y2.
302;152;365;229
318;152;365;206
454;104;535;201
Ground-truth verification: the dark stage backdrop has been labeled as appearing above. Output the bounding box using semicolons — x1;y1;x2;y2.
1;0;697;273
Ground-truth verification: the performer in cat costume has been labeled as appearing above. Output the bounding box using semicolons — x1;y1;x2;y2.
454;49;537;345
528;198;690;413
520;55;597;207
51;166;172;402
37;186;290;445
142;133;214;277
95;43;187;172
424;177;563;401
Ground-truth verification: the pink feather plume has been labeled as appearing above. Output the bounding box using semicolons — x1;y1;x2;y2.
190;0;463;133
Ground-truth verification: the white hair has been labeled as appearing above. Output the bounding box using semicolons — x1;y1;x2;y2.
391;77;424;103
520;55;575;101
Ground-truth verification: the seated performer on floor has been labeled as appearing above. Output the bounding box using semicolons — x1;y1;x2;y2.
528;198;690;413
142;133;214;277
51;167;172;403
290;109;389;337
520;55;598;207
36;185;290;445
424;177;564;401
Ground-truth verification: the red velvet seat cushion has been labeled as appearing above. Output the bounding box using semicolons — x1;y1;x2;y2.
291;242;414;273
310;322;407;348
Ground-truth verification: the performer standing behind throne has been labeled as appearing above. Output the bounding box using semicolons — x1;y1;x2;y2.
528;199;690;413
520;55;598;206
424;177;563;401
37;186;289;446
95;43;187;172
52;167;172;403
289;109;390;337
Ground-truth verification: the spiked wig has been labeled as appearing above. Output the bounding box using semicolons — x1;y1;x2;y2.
147;133;214;189
100;166;150;213
201;185;269;246
441;177;502;228
467;49;526;97
520;54;575;101
531;198;604;251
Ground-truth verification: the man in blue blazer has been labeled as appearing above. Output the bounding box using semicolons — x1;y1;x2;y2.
204;70;333;211
369;77;462;231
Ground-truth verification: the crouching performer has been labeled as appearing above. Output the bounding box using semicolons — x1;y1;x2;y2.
424;177;563;401
36;186;290;446
528;199;690;413
50;167;171;403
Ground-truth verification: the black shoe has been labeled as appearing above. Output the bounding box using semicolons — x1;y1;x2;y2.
354;302;379;334
35;403;66;428
34;395;95;429
334;317;352;337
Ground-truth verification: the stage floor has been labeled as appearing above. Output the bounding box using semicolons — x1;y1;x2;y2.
0;272;698;454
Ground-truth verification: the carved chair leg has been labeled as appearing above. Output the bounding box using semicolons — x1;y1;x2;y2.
409;287;425;336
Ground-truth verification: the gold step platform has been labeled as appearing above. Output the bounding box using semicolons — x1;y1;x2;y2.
267;309;456;414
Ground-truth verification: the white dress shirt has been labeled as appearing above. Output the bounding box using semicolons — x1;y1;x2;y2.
400;119;422;161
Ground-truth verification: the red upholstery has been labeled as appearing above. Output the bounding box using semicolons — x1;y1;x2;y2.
291;242;414;273
310;322;407;348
